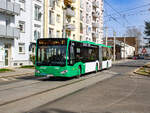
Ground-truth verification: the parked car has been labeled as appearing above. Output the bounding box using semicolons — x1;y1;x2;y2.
138;55;144;59
133;56;138;60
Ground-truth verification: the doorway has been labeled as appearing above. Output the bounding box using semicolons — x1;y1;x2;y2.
4;44;11;67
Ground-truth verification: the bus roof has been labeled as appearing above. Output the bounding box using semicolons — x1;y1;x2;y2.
69;38;112;48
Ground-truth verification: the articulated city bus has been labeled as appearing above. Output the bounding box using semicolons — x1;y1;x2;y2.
35;38;112;78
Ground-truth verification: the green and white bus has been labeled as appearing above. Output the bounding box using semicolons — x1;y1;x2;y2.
35;38;112;78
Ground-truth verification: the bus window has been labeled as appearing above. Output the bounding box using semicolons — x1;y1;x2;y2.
69;42;76;65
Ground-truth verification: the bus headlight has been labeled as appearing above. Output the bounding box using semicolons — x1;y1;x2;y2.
61;70;68;74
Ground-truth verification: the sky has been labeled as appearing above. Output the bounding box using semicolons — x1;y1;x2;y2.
104;0;150;40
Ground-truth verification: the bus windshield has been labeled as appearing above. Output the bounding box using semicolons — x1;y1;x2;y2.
36;45;67;66
36;39;67;66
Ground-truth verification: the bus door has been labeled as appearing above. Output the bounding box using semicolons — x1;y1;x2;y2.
99;46;102;70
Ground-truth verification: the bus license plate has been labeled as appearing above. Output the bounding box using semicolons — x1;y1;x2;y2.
47;74;54;78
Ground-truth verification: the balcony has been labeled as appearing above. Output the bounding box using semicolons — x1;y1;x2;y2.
92;11;99;18
66;8;75;17
0;0;20;15
72;0;76;3
93;1;99;8
66;24;75;31
0;25;6;37
92;32;99;38
13;3;20;15
0;0;6;12
92;22;99;28
0;25;20;38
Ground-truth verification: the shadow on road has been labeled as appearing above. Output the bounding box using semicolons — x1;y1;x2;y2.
113;64;142;68
15;72;93;82
16;75;75;82
27;108;79;113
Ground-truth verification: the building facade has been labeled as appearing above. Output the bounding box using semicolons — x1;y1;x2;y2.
44;0;64;38
0;0;103;68
0;0;31;68
80;0;103;43
0;0;44;68
30;0;44;55
44;0;104;42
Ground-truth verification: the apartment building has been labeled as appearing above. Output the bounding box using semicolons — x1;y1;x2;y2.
0;0;43;68
80;0;103;43
44;0;81;41
0;0;29;68
44;0;103;42
30;0;44;55
44;0;63;38
0;0;103;68
64;0;80;41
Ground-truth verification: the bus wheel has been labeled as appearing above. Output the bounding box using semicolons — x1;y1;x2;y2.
76;66;81;78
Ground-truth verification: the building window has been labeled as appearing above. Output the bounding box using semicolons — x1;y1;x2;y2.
49;0;55;8
80;36;82;41
73;34;75;40
49;11;55;25
19;21;25;33
18;43;25;54
56;31;60;37
56;14;60;23
34;30;41;40
80;23;83;34
34;5;41;21
19;0;26;11
80;10;83;21
49;28;54;38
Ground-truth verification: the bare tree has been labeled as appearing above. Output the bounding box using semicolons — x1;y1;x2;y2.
125;27;142;55
126;27;142;39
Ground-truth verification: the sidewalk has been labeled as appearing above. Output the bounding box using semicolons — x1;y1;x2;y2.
0;68;34;78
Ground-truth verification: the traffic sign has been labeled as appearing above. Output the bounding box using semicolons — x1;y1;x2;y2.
141;48;147;54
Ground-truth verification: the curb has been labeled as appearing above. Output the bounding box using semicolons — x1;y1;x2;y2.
133;67;150;77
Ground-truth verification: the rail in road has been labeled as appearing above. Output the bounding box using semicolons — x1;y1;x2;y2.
0;70;116;113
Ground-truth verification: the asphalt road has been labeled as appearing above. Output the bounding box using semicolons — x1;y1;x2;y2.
28;60;150;113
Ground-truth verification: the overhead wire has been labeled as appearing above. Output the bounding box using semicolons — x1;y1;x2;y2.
104;0;130;24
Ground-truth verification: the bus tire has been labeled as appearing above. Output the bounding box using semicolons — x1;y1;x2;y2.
76;66;81;78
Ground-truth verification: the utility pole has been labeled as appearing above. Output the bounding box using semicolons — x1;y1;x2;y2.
123;34;126;59
105;27;108;46
113;31;116;61
62;8;66;38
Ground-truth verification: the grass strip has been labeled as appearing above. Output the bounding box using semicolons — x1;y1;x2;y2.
20;65;35;69
0;68;14;73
